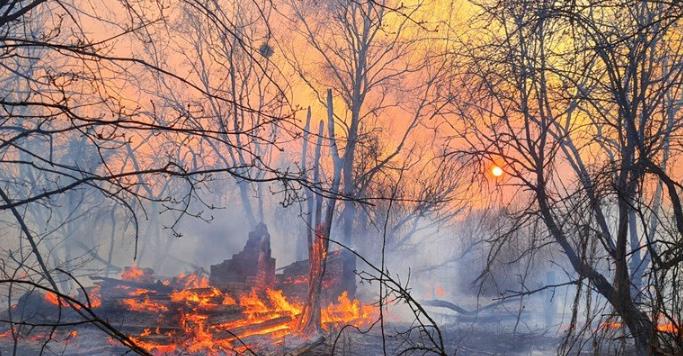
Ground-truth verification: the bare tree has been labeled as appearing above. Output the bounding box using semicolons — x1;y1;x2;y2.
450;0;683;353
280;0;451;246
0;1;300;353
153;0;292;230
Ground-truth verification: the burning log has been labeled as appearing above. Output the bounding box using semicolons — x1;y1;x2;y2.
214;315;294;340
91;275;170;290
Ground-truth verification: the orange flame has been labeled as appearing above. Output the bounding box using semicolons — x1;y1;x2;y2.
121;266;145;281
322;292;375;331
121;297;169;313
599;316;679;335
43;291;62;306
48;268;376;354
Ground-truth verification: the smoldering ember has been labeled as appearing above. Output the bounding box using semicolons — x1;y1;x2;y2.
0;1;681;356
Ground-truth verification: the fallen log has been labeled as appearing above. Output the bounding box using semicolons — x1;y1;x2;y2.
423;298;519;315
213;315;293;339
90;276;172;293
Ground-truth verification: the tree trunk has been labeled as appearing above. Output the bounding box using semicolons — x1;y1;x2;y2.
298;225;328;334
298;90;342;334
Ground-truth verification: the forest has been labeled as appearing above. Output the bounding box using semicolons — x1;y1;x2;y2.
0;0;681;355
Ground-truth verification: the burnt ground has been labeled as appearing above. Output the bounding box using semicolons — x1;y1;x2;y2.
300;324;560;356
0;325;561;356
1;323;641;356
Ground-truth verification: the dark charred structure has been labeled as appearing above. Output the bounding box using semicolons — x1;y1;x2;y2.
276;250;356;303
208;223;357;303
209;223;276;292
2;226;360;354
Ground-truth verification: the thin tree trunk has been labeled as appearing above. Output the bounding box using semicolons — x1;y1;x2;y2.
299;90;342;334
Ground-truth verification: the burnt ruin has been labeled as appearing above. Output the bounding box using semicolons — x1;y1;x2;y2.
209;223;357;303
1;226;361;354
209;223;277;292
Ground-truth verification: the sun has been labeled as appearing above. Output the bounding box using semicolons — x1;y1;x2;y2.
491;165;504;177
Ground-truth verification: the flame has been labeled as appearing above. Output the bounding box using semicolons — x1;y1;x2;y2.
321;292;375;331
37;268;375;354
121;297;169;313
44;291;62;306
170;287;225;309
121;266;145;281
599;321;622;330
599;317;679;335
43;291;82;310
658;323;678;334
265;289;301;316
175;272;209;289
43;287;101;310
128;336;177;354
282;275;308;285
89;285;102;308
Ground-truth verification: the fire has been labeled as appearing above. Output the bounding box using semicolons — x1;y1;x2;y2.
222;294;237;305
282;275;308;285
599;317;679;335
44;291;62;306
43;287;101;310
658;323;678;334
89;285;102;308
321;292;375;331
175;272;209;289
599;321;622;330
121;296;169;313
266;289;301;316
121;266;145;281
170;287;225;308
37;268;375;354
128;336;177;354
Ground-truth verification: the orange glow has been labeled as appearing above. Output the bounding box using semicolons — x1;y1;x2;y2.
121;266;145;281
89;286;102;308
37;268;375;354
321;292;376;331
491;165;504;177
121;297;169;313
599;321;622;330
44;291;62;306
599;318;679;335
125;282;374;354
658;323;679;334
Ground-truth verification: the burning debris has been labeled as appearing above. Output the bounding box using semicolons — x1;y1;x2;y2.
209;223;357;304
1;228;375;354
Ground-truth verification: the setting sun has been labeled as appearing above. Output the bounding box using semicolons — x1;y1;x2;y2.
491;166;504;177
